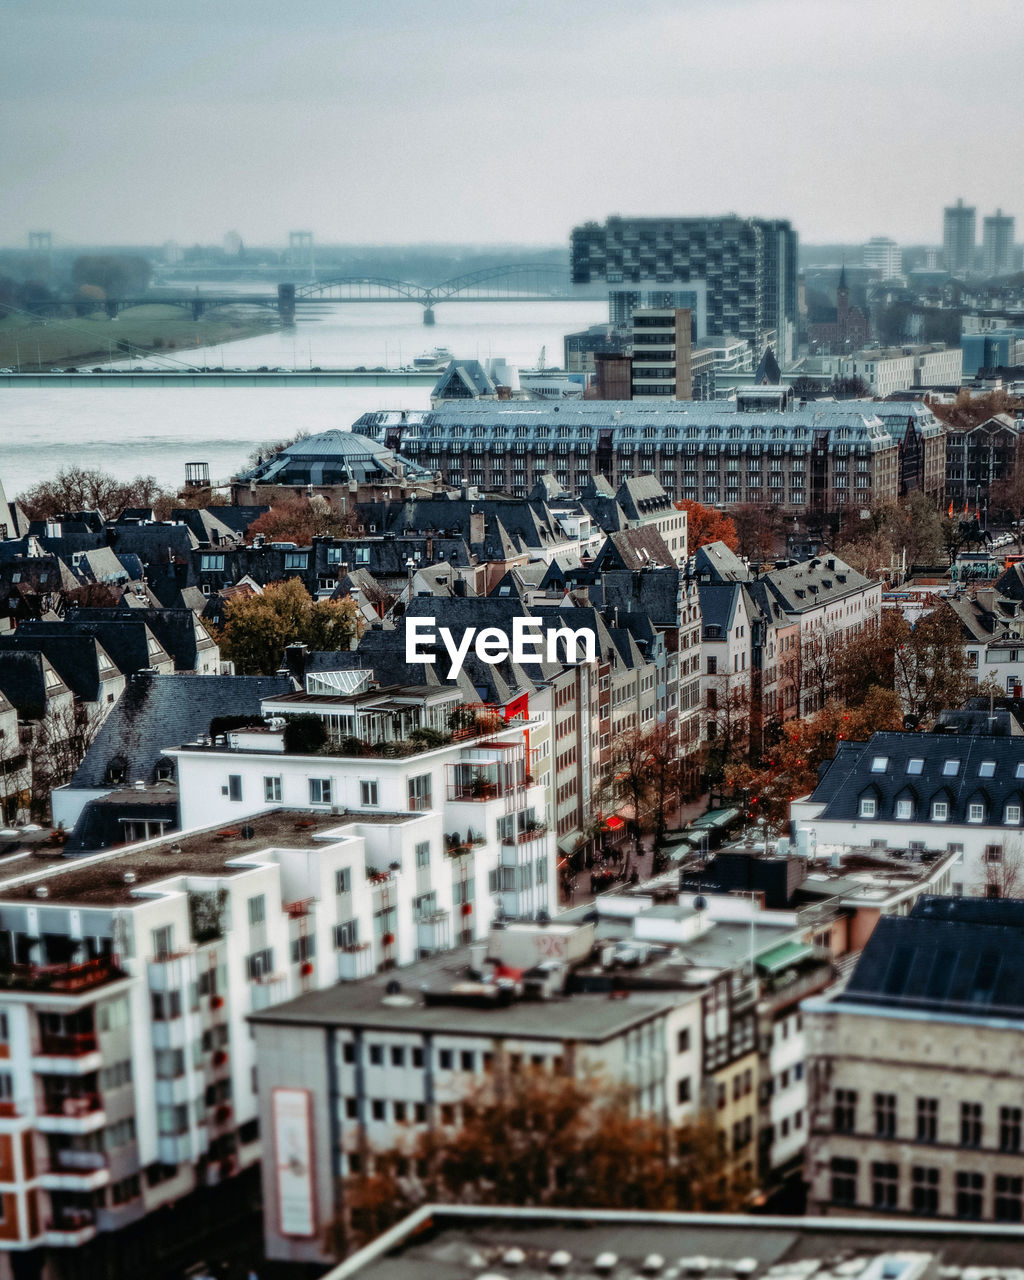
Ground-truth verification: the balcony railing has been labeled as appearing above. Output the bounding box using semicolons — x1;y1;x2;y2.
39;1033;98;1057
0;957;125;994
43;1094;102;1118
501;826;548;846
53;1149;106;1173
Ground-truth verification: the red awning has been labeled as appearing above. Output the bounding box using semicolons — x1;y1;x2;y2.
603;816;625;831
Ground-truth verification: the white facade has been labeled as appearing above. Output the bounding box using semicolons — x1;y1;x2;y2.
863;237;903;281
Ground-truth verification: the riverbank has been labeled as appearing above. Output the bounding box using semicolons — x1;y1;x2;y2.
0;304;278;371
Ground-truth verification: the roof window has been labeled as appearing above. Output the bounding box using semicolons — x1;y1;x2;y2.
942;759;960;776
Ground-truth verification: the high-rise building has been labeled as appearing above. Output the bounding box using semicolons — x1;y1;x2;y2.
943;198;976;275
862;237;902;280
982;209;1015;278
570;216;798;362
630;308;692;400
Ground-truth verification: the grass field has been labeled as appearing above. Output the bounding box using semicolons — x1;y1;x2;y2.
0;304;277;370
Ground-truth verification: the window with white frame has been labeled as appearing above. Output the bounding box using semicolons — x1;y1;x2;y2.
896;799;913;819
309;777;332;805
859;797;876;818
943;760;960;776
968;803;985;823
932;801;948;821
264;775;282;803
1006;804;1022;824
360;780;379;807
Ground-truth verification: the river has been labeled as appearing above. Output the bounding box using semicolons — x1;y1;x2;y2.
0;299;605;499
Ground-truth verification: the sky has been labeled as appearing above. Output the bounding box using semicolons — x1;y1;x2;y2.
3;0;1023;250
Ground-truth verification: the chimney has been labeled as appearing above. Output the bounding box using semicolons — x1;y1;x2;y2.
469;512;485;547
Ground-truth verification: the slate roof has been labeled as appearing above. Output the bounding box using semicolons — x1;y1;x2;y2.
431;360;497;401
592;527;676;572
694;540;749;583
17;617;172;678
73;606;218;672
761;553;873;615
0;652;69;720
808;724;1024;826
68;672;295;789
0;634;119;703
840;895;1024;1019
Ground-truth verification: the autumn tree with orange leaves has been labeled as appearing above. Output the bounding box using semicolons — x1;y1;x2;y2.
674;499;739;552
328;1071;746;1257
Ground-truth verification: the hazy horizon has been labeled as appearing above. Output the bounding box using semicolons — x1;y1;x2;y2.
4;0;1023;249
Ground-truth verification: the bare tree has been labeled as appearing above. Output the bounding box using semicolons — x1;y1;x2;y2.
976;833;1024;899
29;702;103;822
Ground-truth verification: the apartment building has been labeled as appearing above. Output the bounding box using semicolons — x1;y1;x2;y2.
944;198;976;276
630;308;693;400
356;396;904;514
805;896;1024;1222
790;709;1024;897
0;808;446;1278
944;412;1022;513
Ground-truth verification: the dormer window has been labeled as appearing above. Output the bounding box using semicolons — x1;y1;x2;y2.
968;803;985;823
1006;804;1022;824
931;801;948;821
859;797;876;818
895;800;913;819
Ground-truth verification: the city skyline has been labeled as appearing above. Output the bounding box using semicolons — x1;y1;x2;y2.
3;0;1024;248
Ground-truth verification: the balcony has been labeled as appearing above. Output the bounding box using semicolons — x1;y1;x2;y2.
41;1150;110;1192
33;1032;102;1076
337;943;373;982
0;957;126;996
45;1210;97;1246
38;1094;106;1135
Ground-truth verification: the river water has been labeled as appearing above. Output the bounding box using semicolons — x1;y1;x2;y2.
0;300;605;500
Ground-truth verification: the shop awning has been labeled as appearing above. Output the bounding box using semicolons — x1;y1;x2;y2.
688;806;741;831
756;940;814;975
603;815;625;831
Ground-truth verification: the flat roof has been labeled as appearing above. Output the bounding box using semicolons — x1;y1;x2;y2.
322;1205;1024;1280
0;810;394;907
249;945;683;1041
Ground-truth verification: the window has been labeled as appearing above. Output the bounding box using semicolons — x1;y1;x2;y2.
942;759;960;776
368;1045;383;1066
290;934;315;963
968;803;985;823
895;799;912;819
956;1170;984;1219
335;867;351;895
334;920;358;949
917;1097;938;1143
226;774;242;802
1007;805;1022;824
407;774;431;811
438;1049;453;1070
874;1092;896;1138
912;1166;939;1215
247;895;266;926
995;1174;1023;1222
986;844;1003;863
706;656;717;675
412;1047;424;1068
831;1157;857;1206
906;758;924;775
961;1101;983;1147
834;1088;857;1134
152;991;182;1021
872;1161;899;1210
390;1046;405;1067
415;841;430;868
151;925;174;960
979;761;996;778
871;756;888;773
677;1028;690;1054
309;778;332;805
931;801;948;821
201;554;225;572
284;552;308;570
859;797;876;818
460;1050;474;1072
1000;1105;1022;1153
263;775;282;803
246;949;273;980
360;780;379;807
677;1078;691;1104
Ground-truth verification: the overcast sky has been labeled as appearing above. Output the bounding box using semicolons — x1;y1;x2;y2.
3;0;1022;249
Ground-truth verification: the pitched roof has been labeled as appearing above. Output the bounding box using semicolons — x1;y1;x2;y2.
69;673;295;789
841;895;1024;1019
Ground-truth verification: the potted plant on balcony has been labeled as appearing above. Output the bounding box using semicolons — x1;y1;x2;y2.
469;771;496;799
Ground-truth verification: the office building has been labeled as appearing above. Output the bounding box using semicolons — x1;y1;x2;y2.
862;237;902;280
805;896;1024;1222
943;198;976;275
983;209;1016;279
570;215;798;362
630;308;693;400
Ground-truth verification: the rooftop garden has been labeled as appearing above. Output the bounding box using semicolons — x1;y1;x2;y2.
281;706;507;759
